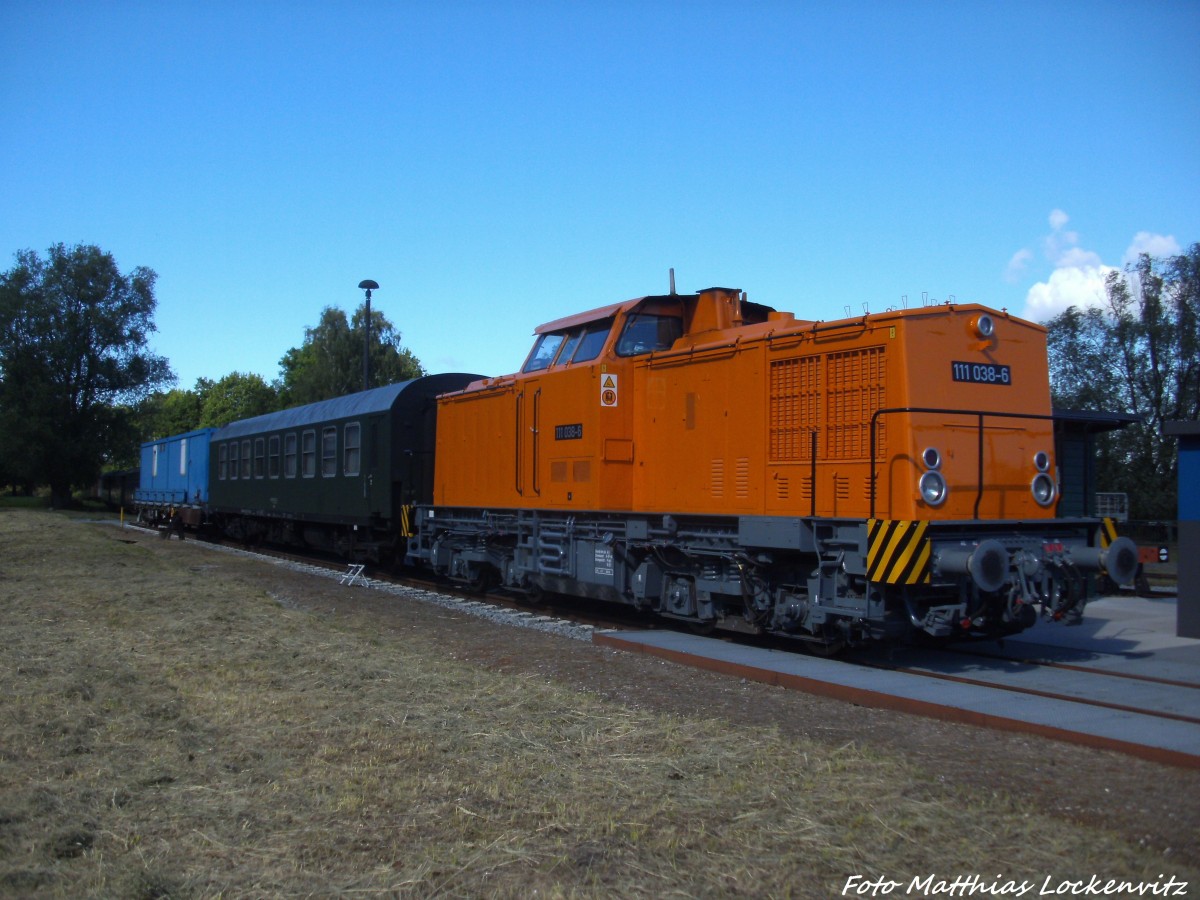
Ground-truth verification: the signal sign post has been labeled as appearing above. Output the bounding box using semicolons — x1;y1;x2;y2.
1164;420;1199;638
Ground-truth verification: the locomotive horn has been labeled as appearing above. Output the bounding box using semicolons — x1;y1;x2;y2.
936;539;1009;594
1070;536;1139;586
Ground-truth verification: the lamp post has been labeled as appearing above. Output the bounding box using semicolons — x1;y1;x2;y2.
358;280;379;391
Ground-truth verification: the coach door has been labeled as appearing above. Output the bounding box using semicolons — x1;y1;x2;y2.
365;419;386;516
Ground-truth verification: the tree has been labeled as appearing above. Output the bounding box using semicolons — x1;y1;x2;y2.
1046;243;1200;519
151;383;208;436
0;244;172;506
278;305;423;406
132;377;223;444
198;372;279;427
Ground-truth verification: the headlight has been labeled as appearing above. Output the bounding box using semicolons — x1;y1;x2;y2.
1033;451;1050;472
1031;473;1056;506
922;447;942;469
972;314;995;339
919;471;948;506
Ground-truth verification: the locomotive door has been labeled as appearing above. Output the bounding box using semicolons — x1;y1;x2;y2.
516;380;542;498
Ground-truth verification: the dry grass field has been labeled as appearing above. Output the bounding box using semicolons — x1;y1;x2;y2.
1;509;1196;898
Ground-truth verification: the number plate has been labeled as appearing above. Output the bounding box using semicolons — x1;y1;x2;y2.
951;361;1011;385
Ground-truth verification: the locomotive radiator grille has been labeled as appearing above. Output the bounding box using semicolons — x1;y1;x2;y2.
767;348;887;464
866;518;931;585
768;355;820;462
826;347;886;460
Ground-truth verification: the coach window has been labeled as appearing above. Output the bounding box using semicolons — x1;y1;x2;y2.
268;435;280;478
240;440;252;479
180;438;188;475
254;438;265;478
301;430;316;478
229;442;239;480
616;312;683;357
321;426;337;477
284;433;297;478
152;445;160;478
344;423;361;476
219;443;229;480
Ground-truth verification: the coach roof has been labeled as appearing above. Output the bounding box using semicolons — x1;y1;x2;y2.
213;380;418;441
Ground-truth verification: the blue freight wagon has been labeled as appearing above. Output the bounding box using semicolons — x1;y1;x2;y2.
133;428;215;528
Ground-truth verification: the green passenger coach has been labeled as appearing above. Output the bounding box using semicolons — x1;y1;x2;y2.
208;373;481;560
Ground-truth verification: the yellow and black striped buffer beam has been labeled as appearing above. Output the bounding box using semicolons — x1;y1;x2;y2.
1099;517;1119;549
400;505;415;539
867;519;931;585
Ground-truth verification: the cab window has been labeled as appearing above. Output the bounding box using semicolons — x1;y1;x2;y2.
522;320;614;372
616;313;682;357
569;321;612;363
522;333;564;373
556;330;584;366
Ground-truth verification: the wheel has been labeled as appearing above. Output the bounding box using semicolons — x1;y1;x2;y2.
465;566;495;595
524;582;548;607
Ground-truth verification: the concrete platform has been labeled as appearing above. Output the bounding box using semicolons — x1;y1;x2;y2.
919;595;1200;685
593;596;1200;769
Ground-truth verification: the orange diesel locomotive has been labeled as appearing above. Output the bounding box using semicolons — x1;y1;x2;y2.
409;287;1135;650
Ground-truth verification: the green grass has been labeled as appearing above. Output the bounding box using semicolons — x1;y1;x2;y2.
0;494;48;509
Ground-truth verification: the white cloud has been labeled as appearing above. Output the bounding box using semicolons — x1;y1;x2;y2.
1004;248;1033;282
1123;231;1180;264
1022;264;1116;322
1054;245;1103;269
1012;215;1183;322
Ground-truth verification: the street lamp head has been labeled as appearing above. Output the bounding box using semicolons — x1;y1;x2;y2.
358;279;379;291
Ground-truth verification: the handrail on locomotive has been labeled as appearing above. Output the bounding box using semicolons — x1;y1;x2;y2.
869;406;1061;520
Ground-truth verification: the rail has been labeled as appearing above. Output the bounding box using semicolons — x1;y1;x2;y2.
868;407;1057;519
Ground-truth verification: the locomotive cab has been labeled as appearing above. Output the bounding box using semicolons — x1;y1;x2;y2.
435;288;779;515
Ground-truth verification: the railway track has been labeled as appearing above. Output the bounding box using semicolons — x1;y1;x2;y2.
863;640;1200;724
128;521;645;640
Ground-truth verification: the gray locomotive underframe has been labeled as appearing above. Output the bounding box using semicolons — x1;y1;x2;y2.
409;507;1109;643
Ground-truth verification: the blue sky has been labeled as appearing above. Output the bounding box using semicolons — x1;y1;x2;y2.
3;1;1197;390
